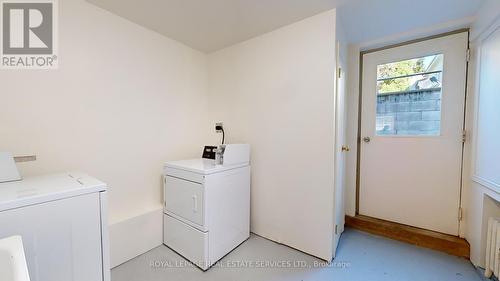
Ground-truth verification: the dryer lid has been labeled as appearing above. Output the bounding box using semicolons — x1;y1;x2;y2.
164;158;247;175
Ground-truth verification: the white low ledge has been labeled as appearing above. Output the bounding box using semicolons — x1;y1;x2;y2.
472;175;500;194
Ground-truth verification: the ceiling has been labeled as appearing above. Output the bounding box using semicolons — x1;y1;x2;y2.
337;0;483;44
87;0;484;53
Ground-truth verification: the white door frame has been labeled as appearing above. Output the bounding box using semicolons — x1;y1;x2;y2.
333;40;347;257
355;29;470;234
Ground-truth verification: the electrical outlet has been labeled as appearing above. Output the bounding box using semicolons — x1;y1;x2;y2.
215;122;224;133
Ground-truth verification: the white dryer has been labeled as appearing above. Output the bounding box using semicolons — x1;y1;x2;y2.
163;144;250;270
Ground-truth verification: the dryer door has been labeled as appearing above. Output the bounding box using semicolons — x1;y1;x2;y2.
165;176;204;227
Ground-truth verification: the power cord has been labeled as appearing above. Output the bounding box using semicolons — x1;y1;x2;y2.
215;124;225;144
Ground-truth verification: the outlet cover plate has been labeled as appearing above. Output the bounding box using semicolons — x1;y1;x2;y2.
215;122;224;133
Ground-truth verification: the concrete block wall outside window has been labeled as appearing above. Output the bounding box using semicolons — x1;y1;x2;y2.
376;89;442;136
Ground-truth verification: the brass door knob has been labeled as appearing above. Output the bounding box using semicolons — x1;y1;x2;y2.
341;145;350;152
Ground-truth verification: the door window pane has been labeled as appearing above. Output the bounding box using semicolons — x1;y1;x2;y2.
376;54;443;136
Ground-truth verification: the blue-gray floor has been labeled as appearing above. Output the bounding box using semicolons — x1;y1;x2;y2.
111;228;481;281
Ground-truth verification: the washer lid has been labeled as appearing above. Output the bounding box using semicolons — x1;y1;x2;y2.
164;158;248;175
0;172;106;212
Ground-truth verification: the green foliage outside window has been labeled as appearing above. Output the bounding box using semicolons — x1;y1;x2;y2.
377;58;425;94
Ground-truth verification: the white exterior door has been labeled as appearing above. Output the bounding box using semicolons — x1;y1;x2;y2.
359;32;468;235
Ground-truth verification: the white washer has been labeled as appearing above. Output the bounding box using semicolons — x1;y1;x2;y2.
163;145;250;270
0;172;110;281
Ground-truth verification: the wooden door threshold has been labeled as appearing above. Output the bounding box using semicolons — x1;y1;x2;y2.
345;215;470;258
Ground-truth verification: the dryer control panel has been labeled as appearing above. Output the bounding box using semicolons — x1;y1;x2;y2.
202;146;217;160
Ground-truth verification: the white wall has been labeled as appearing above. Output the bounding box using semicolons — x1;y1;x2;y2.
464;0;500;266
344;44;360;217
0;0;209;264
1;2;341;264
207;10;337;261
470;0;500;40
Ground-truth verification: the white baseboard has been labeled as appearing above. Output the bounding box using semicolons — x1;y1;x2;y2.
109;206;163;268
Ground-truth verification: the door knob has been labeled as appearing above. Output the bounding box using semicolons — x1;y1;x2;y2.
363;137;371;143
341;145;350;152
